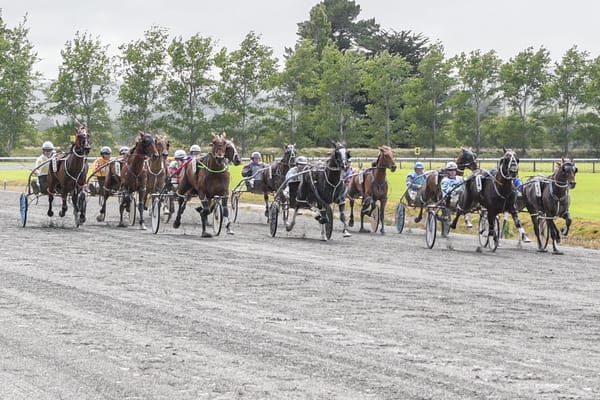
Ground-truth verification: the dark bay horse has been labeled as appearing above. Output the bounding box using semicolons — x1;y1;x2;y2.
286;142;350;240
144;134;170;207
173;132;240;237
450;148;524;245
255;144;296;217
46;126;91;225
413;148;478;223
97;132;159;228
521;158;577;254
346;145;397;233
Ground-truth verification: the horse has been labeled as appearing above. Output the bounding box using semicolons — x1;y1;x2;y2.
46;126;91;225
413;147;478;224
521;158;577;254
254;144;296;218
97;131;159;228
144;134;170;208
450;147;524;245
173;132;239;237
286;142;350;240
346;145;397;233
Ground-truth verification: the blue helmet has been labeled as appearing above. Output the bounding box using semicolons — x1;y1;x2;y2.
414;161;424;169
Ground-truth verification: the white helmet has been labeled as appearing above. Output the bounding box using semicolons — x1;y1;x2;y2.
296;156;308;165
42;141;54;151
251;151;261;159
100;146;112;155
189;144;201;154
445;161;458;170
119;146;129;155
174;149;186;160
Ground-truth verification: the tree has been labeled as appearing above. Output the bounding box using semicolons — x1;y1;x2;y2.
316;44;363;145
45;31;112;140
361;50;411;146
163;34;217;145
296;3;332;58
377;29;430;73
0;15;39;155
546;46;589;155
271;39;320;146
403;44;454;156
578;55;600;156
117;25;168;134
452;50;502;153
499;47;551;155
213;31;277;155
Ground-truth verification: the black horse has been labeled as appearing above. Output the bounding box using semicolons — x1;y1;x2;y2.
255;144;296;218
521;158;577;254
450;148;525;247
286;142;350;240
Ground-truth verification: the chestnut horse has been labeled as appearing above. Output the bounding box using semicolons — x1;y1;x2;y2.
173;132;240;237
413;147;478;224
46;126;91;225
521;158;577;254
96;132;159;228
144;134;170;207
346;145;397;233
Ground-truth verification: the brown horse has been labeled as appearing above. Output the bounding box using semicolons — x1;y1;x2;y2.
96;132;159;228
46;126;91;225
521;158;577;254
144;134;170;207
413;147;478;224
173;132;239;237
346;145;397;233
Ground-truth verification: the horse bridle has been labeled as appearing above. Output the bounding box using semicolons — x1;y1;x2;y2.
497;150;519;180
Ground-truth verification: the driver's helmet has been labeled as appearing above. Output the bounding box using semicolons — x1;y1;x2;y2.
414;161;424;169
251;151;261;159
189;144;201;154
100;146;112;155
445;161;458;170
119;146;129;155
42;141;54;151
296;156;308;165
174;149;186;160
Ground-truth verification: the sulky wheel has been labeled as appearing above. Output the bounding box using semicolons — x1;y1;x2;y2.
231;191;240;223
537;217;550;252
211;200;223;236
128;193;137;226
269;200;280;237
370;204;380;233
490;215;500;252
478;210;490;248
425;210;437;249
19;193;28;227
395;203;405;234
325;204;334;240
151;196;161;234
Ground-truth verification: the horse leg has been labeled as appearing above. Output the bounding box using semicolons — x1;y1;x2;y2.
348;198;355;227
200;199;212;238
222;197;234;235
59;195;68;218
138;191;146;230
450;208;462;230
511;211;529;243
264;192;269;219
379;199;386;234
47;193;55;217
561;212;572;236
359;197;371;233
118;194;127;227
173;195;187;229
549;220;563;255
338;201;351;237
464;214;473;228
414;204;424;223
97;193;108;222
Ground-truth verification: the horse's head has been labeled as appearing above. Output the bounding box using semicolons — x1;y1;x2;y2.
74;126;91;156
557;158;577;189
210;132;227;165
225;136;241;166
154;134;170;161
136;131;159;160
498;147;519;179
456;147;478;174
330;142;349;171
376;145;397;172
282;143;297;165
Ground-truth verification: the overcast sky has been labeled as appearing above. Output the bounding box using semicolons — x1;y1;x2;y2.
2;0;600;79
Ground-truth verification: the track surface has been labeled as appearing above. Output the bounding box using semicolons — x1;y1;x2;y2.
1;190;599;399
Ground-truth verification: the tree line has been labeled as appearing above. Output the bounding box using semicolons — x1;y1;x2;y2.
1;0;600;157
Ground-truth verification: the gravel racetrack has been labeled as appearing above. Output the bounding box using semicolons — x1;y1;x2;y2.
1;190;599;399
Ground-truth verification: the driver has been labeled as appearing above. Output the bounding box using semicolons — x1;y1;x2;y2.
31;141;56;195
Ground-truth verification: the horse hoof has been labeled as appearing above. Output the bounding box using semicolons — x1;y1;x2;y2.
343;230;352;238
59;210;65;218
201;232;213;238
552;250;564;255
521;234;531;243
348;221;354;227
359;228;370;233
48;211;54;217
173;220;181;229
118;222;126;228
414;217;421;223
227;229;235;235
80;217;86;224
140;224;147;230
537;249;548;253
96;214;104;222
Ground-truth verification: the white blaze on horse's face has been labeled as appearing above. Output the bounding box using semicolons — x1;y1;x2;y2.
337;146;348;170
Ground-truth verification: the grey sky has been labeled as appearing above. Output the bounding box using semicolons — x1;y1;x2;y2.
2;0;600;79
